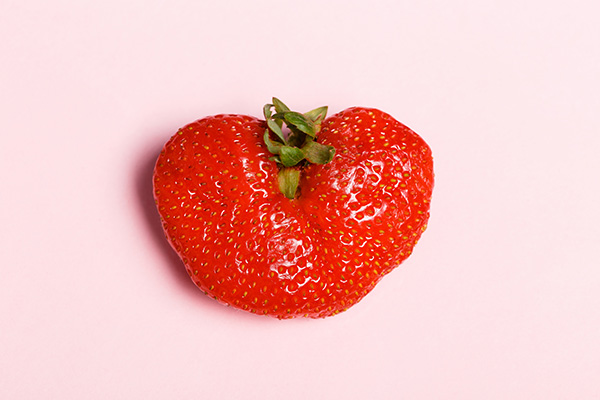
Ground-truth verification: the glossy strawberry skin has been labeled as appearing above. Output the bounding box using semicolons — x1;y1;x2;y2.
153;108;433;318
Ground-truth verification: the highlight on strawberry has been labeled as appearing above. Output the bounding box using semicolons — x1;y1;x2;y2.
153;98;434;318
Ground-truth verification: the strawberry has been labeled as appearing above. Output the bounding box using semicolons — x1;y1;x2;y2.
153;98;434;318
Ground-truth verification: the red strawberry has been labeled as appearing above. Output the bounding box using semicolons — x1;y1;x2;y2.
153;98;434;318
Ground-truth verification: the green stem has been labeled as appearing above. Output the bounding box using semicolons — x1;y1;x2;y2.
278;168;301;199
263;97;336;199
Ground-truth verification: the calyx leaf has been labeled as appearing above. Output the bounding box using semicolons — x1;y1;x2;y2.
272;97;291;113
263;130;283;154
262;97;336;199
267;119;285;142
278;168;300;199
279;146;306;167
302;139;336;164
304;106;328;126
284;112;316;137
263;104;273;120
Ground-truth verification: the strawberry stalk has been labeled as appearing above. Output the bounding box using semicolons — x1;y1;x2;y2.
263;97;335;199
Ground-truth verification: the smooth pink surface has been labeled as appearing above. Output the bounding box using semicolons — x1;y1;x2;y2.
1;1;599;399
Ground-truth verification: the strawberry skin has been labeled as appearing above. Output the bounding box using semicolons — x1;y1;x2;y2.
153;107;433;318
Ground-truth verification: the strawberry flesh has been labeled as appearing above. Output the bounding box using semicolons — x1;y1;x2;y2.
153;108;434;318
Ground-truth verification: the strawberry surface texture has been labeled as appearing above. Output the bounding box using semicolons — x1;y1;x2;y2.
153;99;434;318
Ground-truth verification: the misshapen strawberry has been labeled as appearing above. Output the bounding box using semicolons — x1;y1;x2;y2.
153;99;434;318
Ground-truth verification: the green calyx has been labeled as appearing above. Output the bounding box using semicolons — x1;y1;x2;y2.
263;97;335;199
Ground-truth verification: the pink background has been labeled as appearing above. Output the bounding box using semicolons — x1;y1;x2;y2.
2;1;599;398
